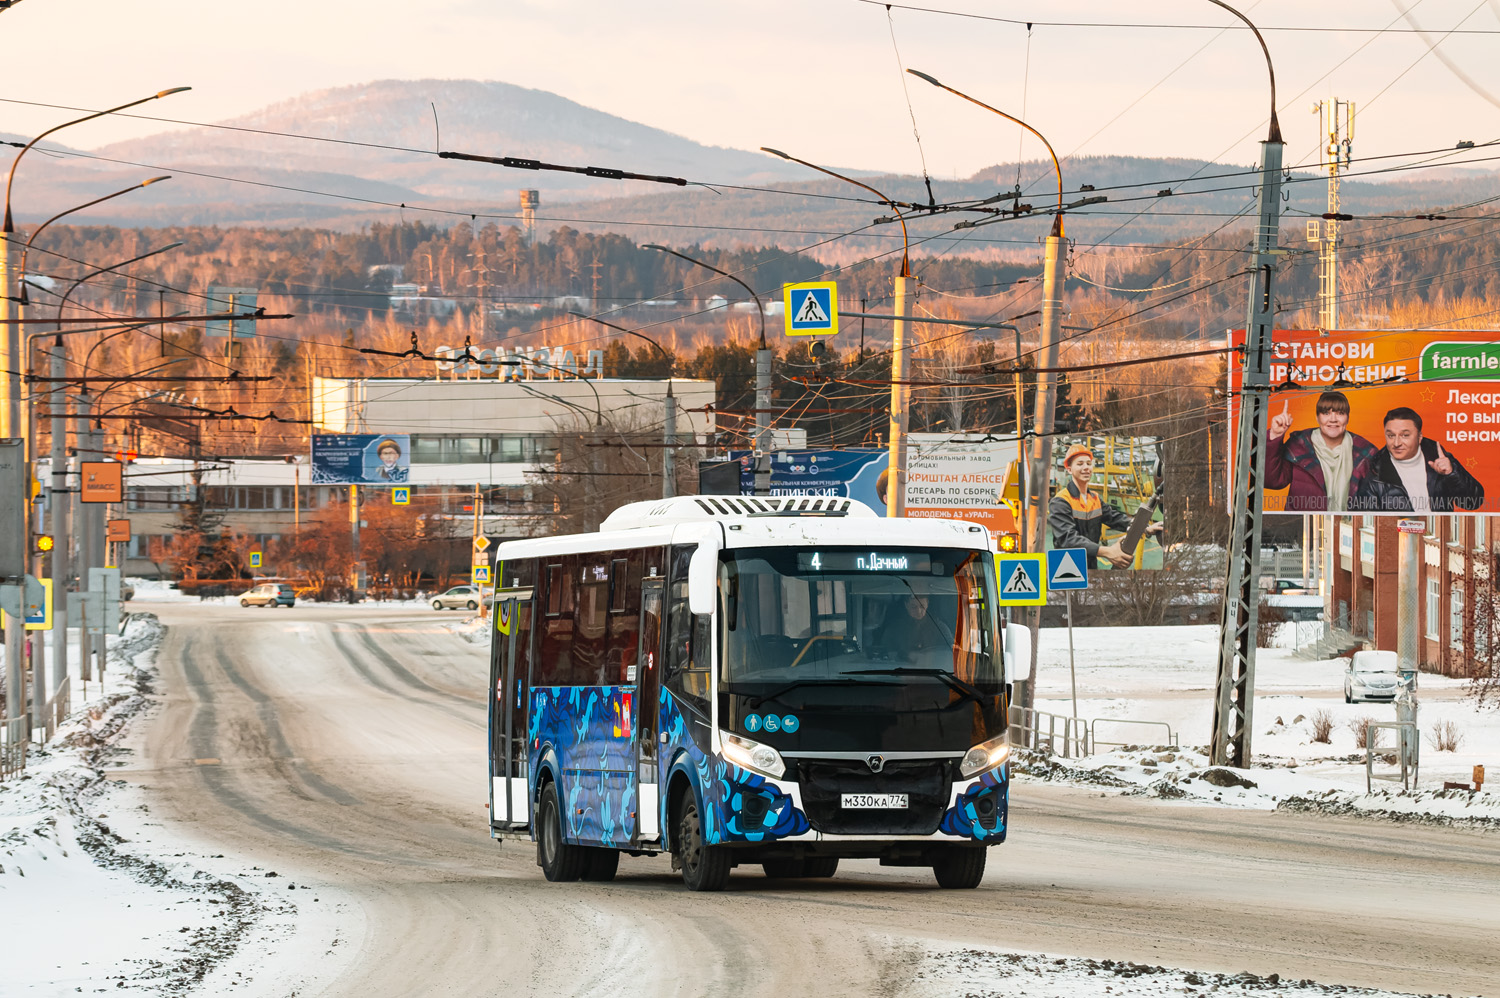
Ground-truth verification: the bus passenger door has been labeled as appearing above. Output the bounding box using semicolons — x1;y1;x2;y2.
495;593;534;828
635;578;665;844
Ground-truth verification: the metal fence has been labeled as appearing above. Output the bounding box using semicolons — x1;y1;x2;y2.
43;676;70;744
1089;718;1180;751
1366;720;1419;792
1;715;26;781
1009;706;1091;758
1009;708;1181;760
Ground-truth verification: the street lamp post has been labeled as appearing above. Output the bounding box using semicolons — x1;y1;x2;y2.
760;147;914;517
905;71;1069;713
641;244;773;495
29;240;183;706
567;311;679;498
1205;0;1284;769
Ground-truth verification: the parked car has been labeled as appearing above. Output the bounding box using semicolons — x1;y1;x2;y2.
431;585;486;611
1344;649;1400;703
240;583;296;608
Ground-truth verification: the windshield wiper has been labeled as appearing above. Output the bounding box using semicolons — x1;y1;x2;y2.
845;668;991;706
732;678;901;710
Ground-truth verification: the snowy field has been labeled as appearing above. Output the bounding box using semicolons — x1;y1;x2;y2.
2;611;1495;995
1030;624;1500;824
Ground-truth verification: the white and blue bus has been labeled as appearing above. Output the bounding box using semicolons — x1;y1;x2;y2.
486;495;1030;891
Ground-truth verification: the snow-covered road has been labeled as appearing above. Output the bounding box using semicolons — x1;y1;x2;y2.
21;603;1500;996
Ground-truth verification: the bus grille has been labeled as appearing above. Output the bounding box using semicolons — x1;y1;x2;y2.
794;758;951;836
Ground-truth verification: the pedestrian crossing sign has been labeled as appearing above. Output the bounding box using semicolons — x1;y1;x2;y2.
996;553;1046;605
472;565;491;584
784;281;839;336
392;487;410;506
1046;547;1090;591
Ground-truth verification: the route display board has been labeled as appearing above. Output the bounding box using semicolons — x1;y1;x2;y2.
1229;329;1498;514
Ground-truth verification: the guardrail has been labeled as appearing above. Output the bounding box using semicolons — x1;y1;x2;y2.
1;715;26;780
1366;721;1419;792
1009;706;1090;758
1090;718;1180;751
43;676;70;744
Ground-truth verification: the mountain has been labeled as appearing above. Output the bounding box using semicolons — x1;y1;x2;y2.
3;79;808;227
4;79;1497;249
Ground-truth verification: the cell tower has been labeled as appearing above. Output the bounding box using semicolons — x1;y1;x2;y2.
520;189;540;246
1308;98;1353;330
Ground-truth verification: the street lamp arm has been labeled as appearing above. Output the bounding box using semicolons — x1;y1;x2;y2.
19;177;172;302
905;70;1064;237
1203;0;1280;142
567;311;673;368
3;88;189;232
640;244;766;347
56;241;184;323
760;147;912;277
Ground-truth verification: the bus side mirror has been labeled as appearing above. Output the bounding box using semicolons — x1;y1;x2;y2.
688;547;716;616
1004;622;1032;682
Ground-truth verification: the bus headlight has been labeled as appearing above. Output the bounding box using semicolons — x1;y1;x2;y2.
960;731;1011;778
720;732;786;779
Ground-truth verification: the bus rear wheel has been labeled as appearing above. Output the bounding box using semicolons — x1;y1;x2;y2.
581;848;620;882
931;847;986;889
803;857;839;878
537;783;585;882
677;796;730;892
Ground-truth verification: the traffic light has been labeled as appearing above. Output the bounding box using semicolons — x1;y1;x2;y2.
996;532;1019;553
36;534;54;552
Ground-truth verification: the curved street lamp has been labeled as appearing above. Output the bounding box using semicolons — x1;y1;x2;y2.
568;311;680;498
905;70;1065;239
19;176;172;304
3;87;189;233
760;145;917;515
641;244;765;347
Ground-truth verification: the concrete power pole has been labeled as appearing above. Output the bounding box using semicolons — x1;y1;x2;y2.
754;340;772;495
662;383;676;499
1211;63;1286;768
1;228;23;728
47;337;68;697
886;273;914;518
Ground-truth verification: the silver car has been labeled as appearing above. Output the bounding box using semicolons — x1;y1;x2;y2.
431;585;485;611
1344;649;1400;703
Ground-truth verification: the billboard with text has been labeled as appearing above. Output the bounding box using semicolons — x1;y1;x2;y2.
311;434;411;486
1230;329;1495;514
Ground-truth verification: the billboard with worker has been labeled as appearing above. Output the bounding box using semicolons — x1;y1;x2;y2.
1229;329;1495;514
1043;435;1165;570
311;433;411;486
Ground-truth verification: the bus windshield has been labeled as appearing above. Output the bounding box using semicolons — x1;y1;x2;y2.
719;546;1002;692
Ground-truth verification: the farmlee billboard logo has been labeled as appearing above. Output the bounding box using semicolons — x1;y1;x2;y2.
1422;342;1500;381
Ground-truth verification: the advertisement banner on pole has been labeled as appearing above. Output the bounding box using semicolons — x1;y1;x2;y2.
1042;434;1165;570
903;434;1021;535
731;449;888;509
80;461;123;502
311;434;411;486
1230;329;1496;514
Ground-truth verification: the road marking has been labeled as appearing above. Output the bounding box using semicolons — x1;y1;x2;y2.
193;758;221;765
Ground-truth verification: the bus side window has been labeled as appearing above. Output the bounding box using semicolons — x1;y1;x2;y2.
665;545;708;707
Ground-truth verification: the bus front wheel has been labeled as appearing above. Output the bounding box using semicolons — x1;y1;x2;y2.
931;847;986;889
537;783;586;882
676;796;730;892
581;848;619;882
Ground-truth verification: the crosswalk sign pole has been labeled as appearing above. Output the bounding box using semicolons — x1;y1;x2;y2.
1067;592;1078;719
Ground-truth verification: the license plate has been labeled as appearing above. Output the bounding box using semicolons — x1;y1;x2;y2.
840;793;907;809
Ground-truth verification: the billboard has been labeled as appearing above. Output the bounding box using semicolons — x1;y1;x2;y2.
1231;329;1495;514
732;449;886;509
80;462;123;503
1041;434;1165;570
311;434;411;485
904;434;1020;535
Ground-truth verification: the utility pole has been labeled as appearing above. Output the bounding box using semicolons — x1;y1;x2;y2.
662;383;676;499
1310;97;1352;611
46;334;68;710
1022;219;1067;557
886;272;914;517
2;227;22;731
349;485;361;599
755;337;772;495
1210;1;1284;769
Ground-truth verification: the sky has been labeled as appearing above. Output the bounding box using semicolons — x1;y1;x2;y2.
2;0;1500;181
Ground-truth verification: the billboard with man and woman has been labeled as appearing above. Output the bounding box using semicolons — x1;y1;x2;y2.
1230;329;1493;514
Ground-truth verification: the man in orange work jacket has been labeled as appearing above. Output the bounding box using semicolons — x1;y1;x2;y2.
1047;444;1161;569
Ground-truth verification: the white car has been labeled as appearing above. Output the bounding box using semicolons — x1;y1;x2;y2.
1344;649;1401;703
431;585;486;611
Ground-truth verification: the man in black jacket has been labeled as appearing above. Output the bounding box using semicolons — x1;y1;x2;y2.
1350;407;1484;512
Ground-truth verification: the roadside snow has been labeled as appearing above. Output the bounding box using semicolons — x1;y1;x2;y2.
0;615;339;995
1027;624;1499;826
906;944;1465;997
